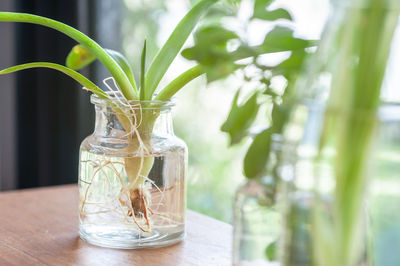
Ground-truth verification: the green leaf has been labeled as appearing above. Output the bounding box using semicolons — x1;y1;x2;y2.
254;0;274;8
265;241;277;260
140;40;147;100
182;25;239;64
221;90;260;145
155;65;204;101
274;50;307;77
0;62;108;99
181;25;241;83
194;25;238;48
270;104;290;134
105;49;137;91
253;8;292;21
66;44;96;70
144;0;216;100
204;62;242;82
262;26;312;51
66;45;137;92
0;12;137;100
244;128;272;178
253;0;291;21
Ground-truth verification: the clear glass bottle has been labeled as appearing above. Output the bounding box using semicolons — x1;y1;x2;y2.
233;136;293;266
280;0;400;265
78;94;187;249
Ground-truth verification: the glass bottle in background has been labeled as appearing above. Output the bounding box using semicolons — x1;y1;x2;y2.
369;104;400;266
233;135;294;266
280;0;400;265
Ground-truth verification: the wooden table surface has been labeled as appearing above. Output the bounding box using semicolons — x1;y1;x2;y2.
0;185;232;266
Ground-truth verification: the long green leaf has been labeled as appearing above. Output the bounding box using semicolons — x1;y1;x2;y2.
0;62;108;99
140;40;147;100
0;12;137;100
144;0;216;100
105;49;137;92
155;65;203;101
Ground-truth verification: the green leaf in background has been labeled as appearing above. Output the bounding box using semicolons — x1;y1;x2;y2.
221;90;260;145
274;51;307;78
253;8;292;21
255;0;274;7
244;128;272;178
204;62;242;82
253;0;292;21
265;241;277;260
144;0;216;100
66;44;96;70
182;25;240;83
182;25;239;63
194;24;238;45
262;26;312;51
270;104;290;134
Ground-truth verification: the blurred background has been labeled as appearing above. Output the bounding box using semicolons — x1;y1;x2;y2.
0;0;329;223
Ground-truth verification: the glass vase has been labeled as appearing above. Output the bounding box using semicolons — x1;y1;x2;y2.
280;0;400;265
233;136;294;266
369;104;400;266
78;94;187;249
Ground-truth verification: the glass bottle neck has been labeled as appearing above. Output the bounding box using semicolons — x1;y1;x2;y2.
93;104;175;138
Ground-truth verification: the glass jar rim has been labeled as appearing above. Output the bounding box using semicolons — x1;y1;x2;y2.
90;92;175;110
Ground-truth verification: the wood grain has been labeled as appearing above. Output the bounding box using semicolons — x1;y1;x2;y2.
0;185;232;266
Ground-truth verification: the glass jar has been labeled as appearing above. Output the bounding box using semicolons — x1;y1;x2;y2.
233;136;294;266
78;94;187;249
280;0;400;265
369;104;400;266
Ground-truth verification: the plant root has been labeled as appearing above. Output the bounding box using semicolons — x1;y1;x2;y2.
80;158;168;233
80;79;164;233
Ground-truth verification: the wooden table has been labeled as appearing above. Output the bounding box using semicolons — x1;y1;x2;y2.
0;185;232;266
